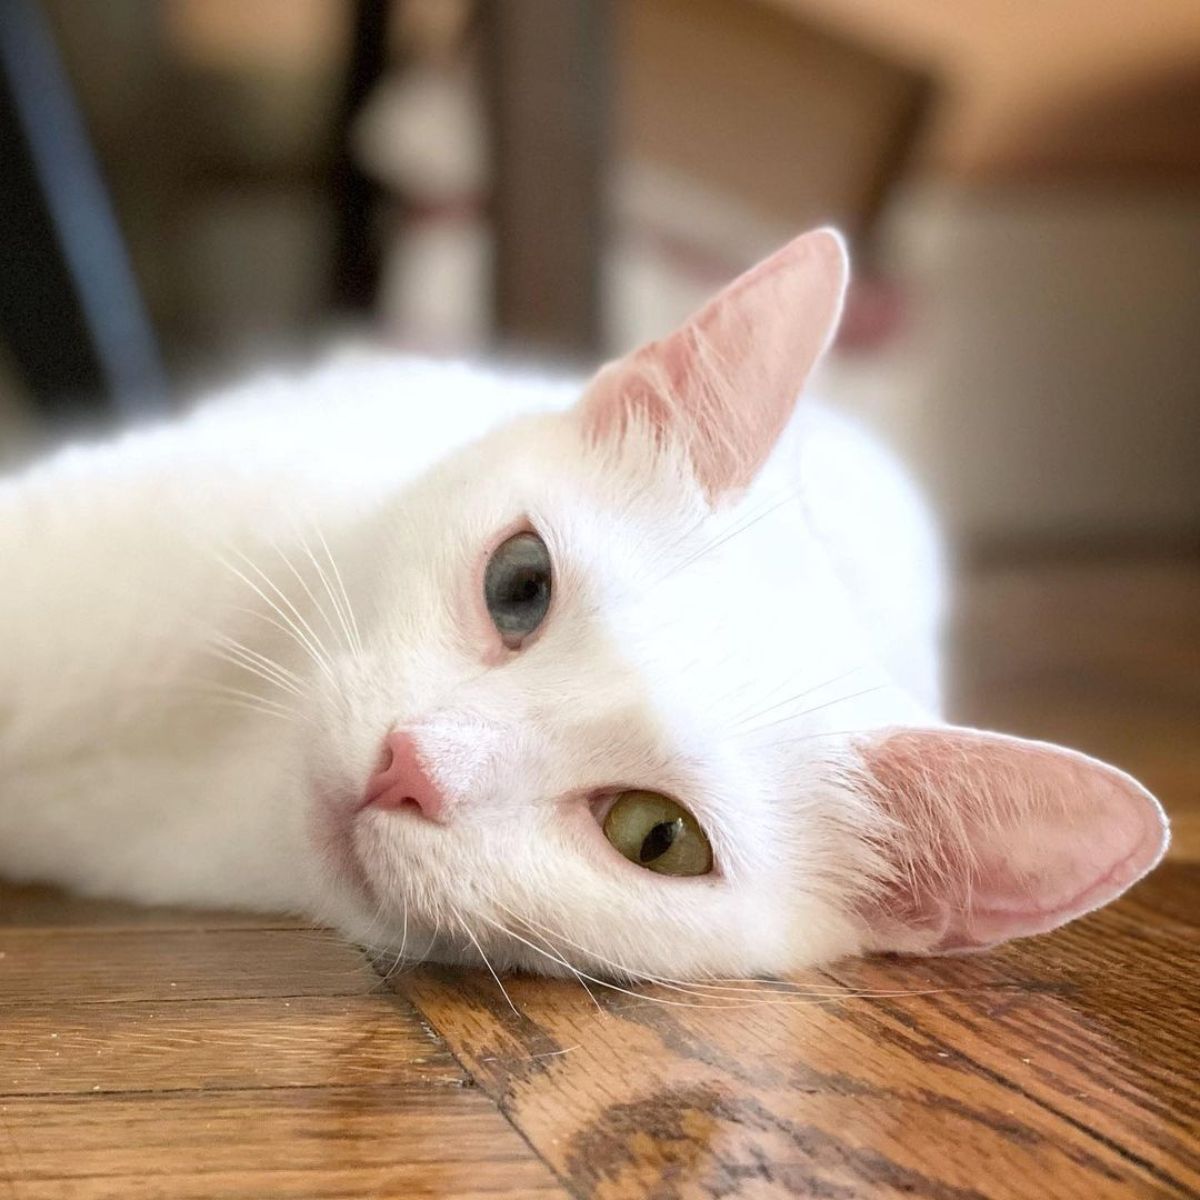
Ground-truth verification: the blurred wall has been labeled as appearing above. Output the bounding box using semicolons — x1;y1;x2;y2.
611;0;1200;546
762;0;1200;183
10;0;1199;548
848;187;1200;544
40;0;349;370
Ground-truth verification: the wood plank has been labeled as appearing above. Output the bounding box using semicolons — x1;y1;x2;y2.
0;994;466;1096
825;868;1200;1195
0;928;377;1004
0;1087;570;1199
0;881;305;930
395;954;1187;1199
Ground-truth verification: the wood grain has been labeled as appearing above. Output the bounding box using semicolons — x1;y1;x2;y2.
0;927;568;1196
1;557;1196;1199
0;994;462;1096
0;1088;569;1199
0;928;377;1004
0;881;307;930
826;872;1200;1194
394;939;1192;1199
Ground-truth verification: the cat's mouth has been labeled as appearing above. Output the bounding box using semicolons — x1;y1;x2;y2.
311;781;382;908
357;792;426;819
315;773;448;910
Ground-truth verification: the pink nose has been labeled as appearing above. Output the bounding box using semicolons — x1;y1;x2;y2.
361;731;446;823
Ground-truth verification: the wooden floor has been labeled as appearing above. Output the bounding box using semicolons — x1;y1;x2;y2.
1;559;1197;1199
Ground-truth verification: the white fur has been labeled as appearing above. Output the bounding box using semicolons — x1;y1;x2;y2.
0;350;943;979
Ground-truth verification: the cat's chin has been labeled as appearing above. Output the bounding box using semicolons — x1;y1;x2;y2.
317;785;443;914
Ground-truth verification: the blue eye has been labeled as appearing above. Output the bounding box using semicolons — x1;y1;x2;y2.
484;531;552;648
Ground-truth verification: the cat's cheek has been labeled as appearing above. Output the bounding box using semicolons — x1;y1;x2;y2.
306;782;378;912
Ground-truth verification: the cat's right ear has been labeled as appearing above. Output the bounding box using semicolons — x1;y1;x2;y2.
853;726;1169;955
578;229;849;504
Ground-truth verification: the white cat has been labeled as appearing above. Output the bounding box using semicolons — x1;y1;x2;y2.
0;230;1168;980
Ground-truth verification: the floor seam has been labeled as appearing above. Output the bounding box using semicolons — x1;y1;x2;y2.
367;953;585;1200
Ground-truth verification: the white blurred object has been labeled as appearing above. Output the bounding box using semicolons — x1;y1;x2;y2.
379;216;492;353
604;160;794;351
353;62;486;203
354;58;489;351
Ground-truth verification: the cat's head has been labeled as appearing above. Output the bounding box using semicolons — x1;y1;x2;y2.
302;229;1168;980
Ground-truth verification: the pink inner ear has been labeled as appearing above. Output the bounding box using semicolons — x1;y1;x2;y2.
858;728;1169;954
580;228;848;501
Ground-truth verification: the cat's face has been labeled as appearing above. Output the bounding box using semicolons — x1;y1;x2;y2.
302;231;1167;980
304;408;880;979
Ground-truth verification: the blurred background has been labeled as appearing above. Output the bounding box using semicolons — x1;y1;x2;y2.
2;0;1198;553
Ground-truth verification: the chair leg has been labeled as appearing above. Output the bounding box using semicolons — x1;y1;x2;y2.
330;0;391;316
481;0;610;357
0;0;165;422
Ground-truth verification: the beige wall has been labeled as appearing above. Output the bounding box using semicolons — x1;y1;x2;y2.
616;0;1200;544
765;0;1200;181
830;185;1200;544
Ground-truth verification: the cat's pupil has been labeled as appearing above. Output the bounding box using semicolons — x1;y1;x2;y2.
508;571;544;604
638;818;683;863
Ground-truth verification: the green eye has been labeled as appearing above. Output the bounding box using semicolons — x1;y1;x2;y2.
601;791;713;877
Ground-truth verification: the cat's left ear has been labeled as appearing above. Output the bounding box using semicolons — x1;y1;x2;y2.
579;228;849;502
854;726;1169;955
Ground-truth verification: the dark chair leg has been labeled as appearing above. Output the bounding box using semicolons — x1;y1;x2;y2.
0;0;165;423
481;0;610;358
330;0;390;315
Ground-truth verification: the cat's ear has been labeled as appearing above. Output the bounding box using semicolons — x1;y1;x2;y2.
855;726;1168;954
579;228;849;502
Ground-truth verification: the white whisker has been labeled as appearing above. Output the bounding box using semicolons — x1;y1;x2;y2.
271;537;352;657
208;637;306;699
211;631;307;689
484;898;602;1013
729;666;870;730
312;522;364;657
495;901;944;1003
286;524;360;659
656;487;801;585
379;897;413;983
729;684;890;740
232;546;336;665
456;910;520;1016
218;550;336;683
189;682;302;724
474;911;773;1010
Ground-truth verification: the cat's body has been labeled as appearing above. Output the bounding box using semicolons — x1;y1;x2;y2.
0;232;1166;980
